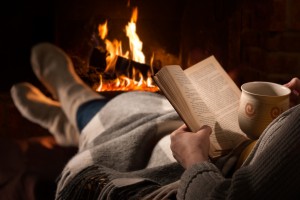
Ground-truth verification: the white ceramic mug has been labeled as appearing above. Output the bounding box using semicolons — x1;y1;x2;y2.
238;81;291;139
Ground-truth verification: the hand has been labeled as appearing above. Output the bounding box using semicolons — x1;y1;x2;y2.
170;124;212;169
284;77;300;107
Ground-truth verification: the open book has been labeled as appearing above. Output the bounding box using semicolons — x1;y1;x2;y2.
153;55;251;160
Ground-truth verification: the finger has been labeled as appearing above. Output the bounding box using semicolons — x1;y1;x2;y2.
171;124;191;137
292;89;300;96
178;123;188;130
197;125;212;135
285;77;300;91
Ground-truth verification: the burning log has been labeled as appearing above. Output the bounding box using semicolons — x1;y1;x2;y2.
89;47;158;78
115;56;158;78
88;48;159;93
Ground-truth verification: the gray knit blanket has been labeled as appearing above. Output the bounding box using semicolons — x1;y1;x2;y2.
55;91;186;199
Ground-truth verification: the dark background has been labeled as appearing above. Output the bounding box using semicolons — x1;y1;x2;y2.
0;0;57;92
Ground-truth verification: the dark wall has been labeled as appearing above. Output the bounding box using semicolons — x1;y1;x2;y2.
0;0;56;92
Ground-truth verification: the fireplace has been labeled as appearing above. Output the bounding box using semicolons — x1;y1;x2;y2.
52;0;300;91
2;0;300;93
54;0;187;93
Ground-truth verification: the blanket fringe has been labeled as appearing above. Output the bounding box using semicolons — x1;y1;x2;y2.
56;165;109;200
56;165;161;200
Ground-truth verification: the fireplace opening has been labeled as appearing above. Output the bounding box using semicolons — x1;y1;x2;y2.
54;0;300;92
55;0;187;94
81;6;160;93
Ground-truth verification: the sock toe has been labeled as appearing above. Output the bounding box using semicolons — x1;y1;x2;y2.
10;82;59;125
10;82;79;146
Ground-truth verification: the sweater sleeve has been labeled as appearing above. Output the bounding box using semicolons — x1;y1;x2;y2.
177;161;226;200
177;104;300;200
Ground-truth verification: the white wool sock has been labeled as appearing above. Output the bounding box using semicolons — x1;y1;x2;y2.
30;42;104;131
10;82;79;146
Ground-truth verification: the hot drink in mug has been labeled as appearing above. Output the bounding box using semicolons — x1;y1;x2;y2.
238;81;291;139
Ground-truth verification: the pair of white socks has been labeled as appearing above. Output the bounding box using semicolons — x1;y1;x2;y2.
11;43;104;146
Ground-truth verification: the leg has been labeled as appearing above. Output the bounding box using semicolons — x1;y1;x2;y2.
76;99;109;131
11;82;79;146
30;42;105;132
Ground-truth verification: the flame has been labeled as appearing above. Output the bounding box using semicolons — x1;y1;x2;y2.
98;22;128;72
98;20;108;40
95;6;158;92
96;66;158;92
125;7;145;64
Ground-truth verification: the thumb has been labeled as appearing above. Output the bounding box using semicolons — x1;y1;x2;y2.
197;125;212;135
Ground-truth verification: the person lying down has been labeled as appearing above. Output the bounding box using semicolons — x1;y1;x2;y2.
11;42;300;199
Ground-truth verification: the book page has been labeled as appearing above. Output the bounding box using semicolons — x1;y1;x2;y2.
153;65;214;132
184;56;249;152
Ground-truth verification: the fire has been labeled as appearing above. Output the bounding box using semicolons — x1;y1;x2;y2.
99;74;157;92
95;7;159;92
125;7;145;64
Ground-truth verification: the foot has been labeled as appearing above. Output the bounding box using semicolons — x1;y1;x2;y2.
10;82;79;146
30;42;84;100
30;42;105;130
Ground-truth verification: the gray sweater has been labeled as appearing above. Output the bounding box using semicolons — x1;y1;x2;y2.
55;91;300;200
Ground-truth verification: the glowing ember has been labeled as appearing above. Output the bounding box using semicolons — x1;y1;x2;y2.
99;75;158;92
94;6;159;92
